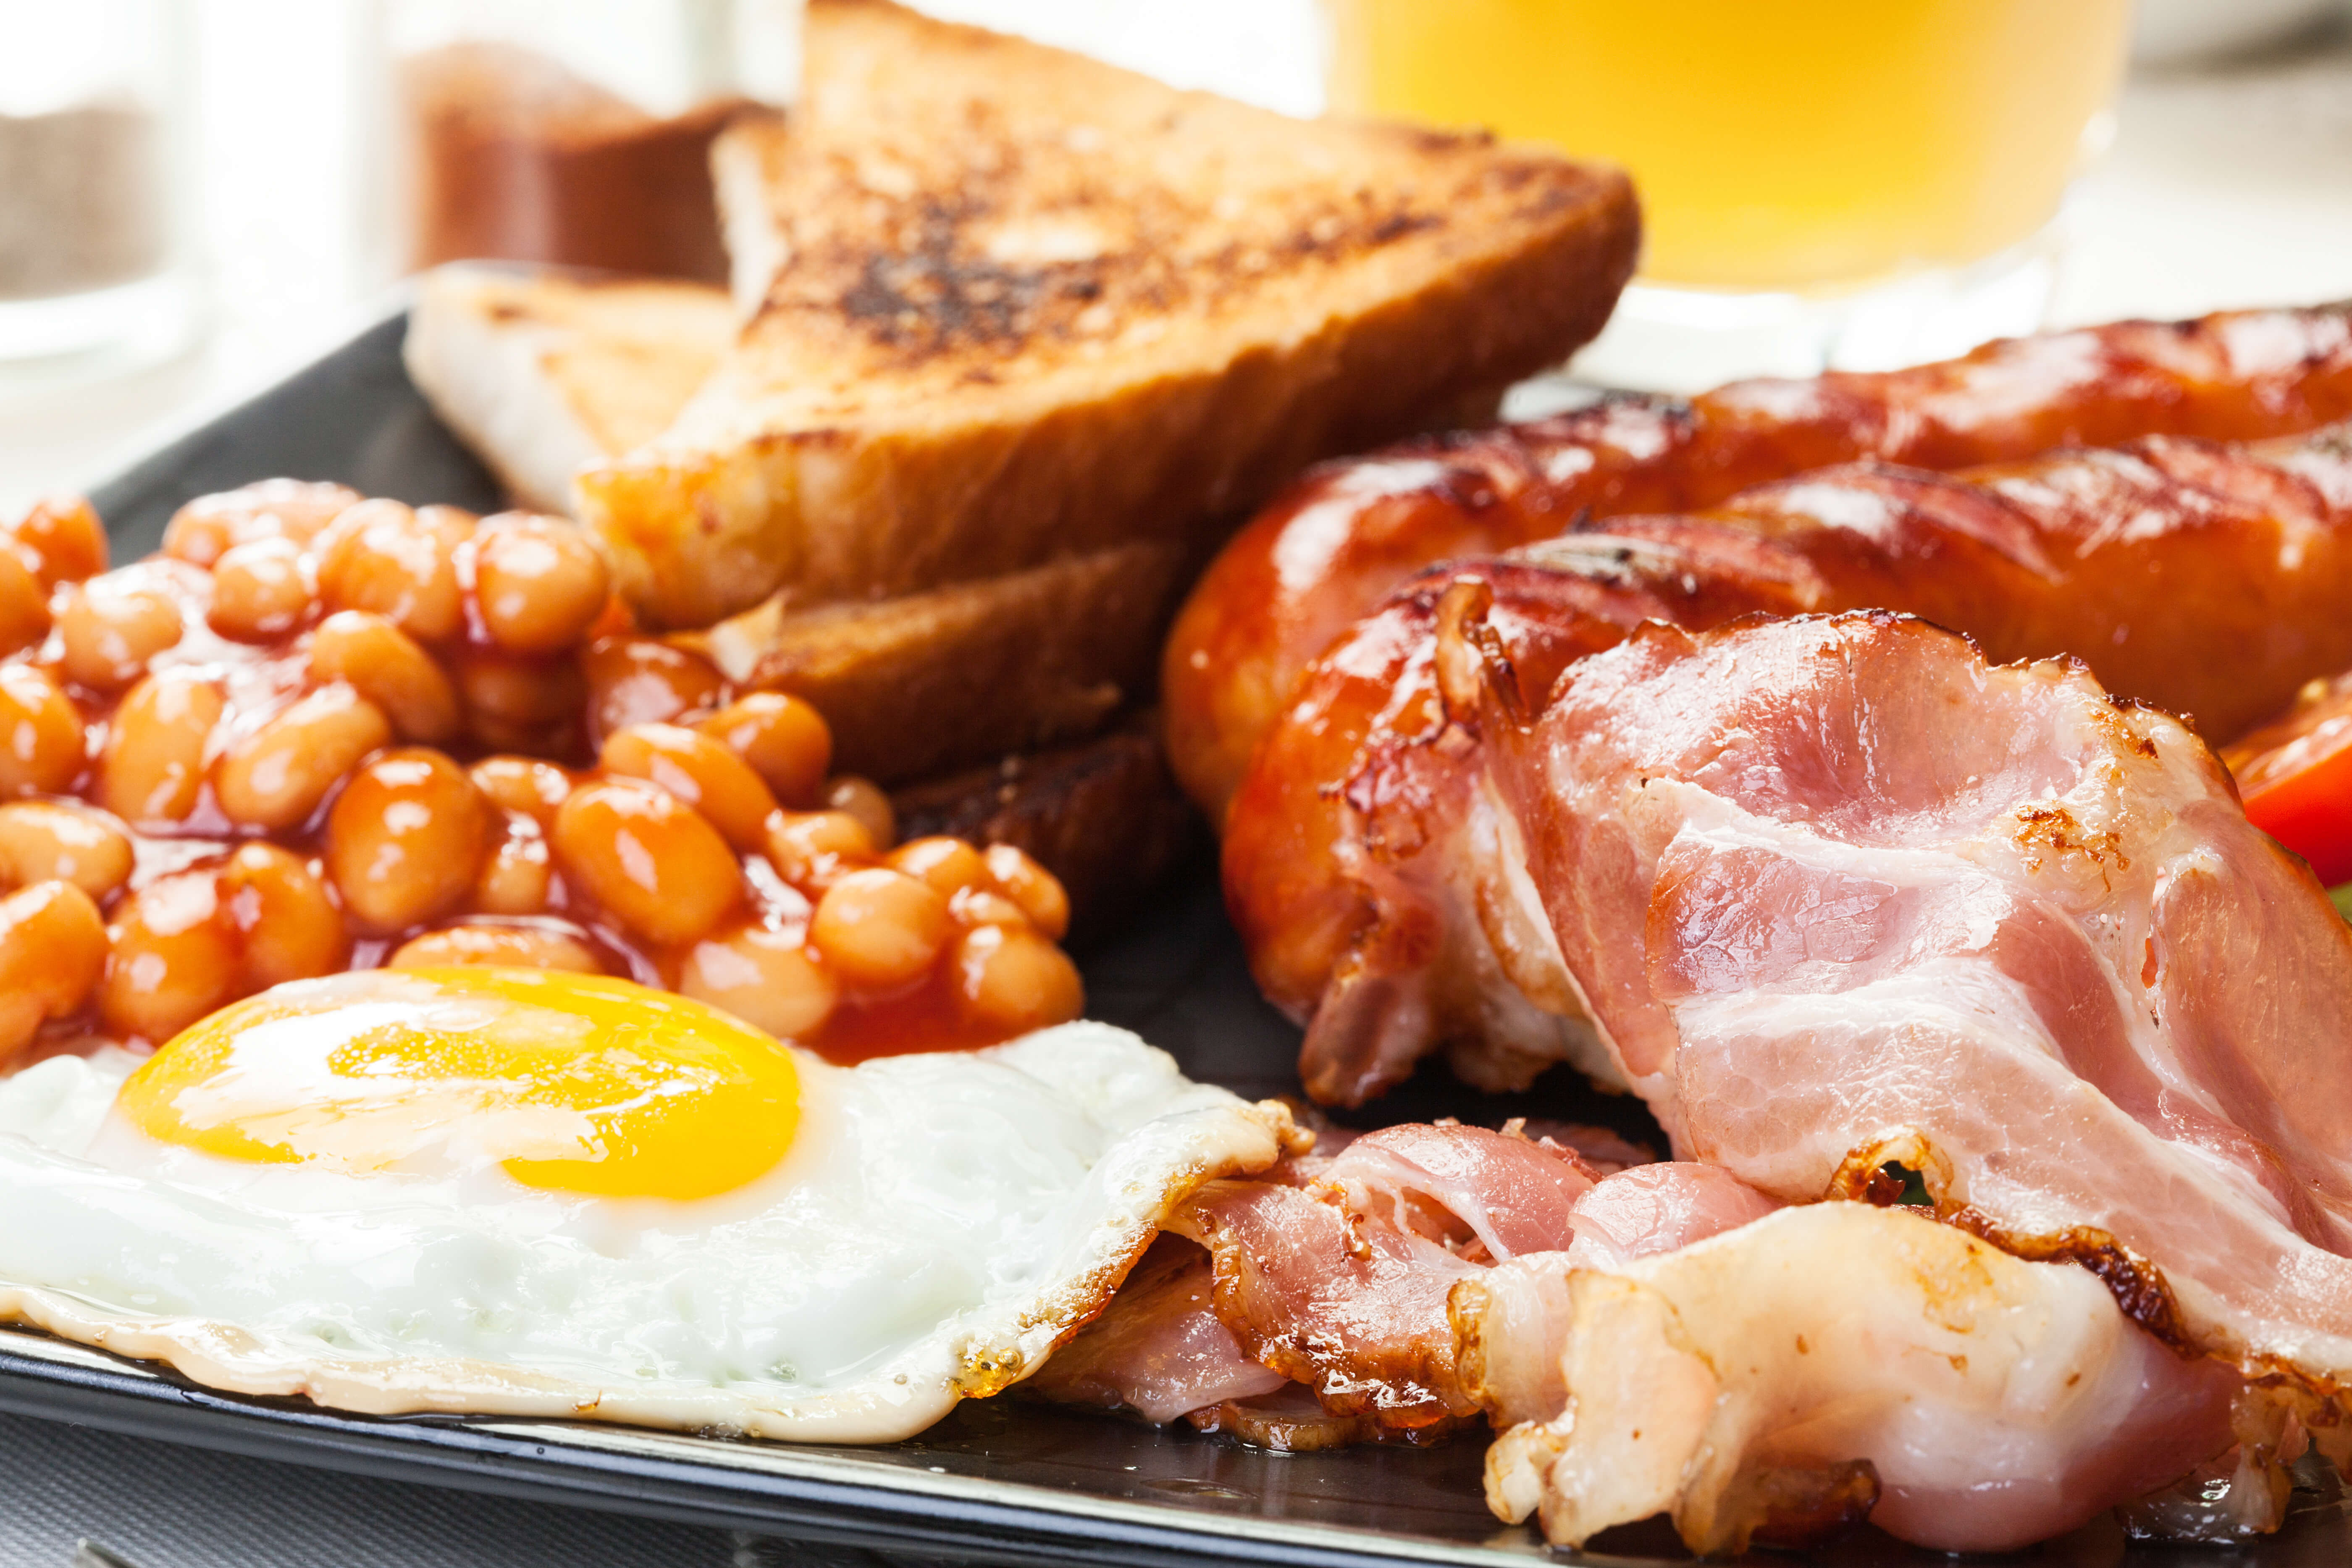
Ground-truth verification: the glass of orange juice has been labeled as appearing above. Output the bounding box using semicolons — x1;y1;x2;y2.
1324;0;2132;389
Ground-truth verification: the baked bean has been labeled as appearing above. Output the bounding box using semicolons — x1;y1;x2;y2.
887;837;990;899
99;669;220;823
0;548;49;658
417;503;480;533
324;749;490;932
808;868;950;990
949;887;1032;931
678;922;839;1040
473;515;610;654
0;665;86;799
599;723;778;850
309;610;459;743
473;825;552;914
159;510;234;569
219;842;348;988
0;881;107;1060
207;537;316;642
8;496;107;586
163;480;360;566
316;498;469;643
764;809;875;892
950;924;1084;1035
982;844;1070;941
57;580;183;690
212;684;391;830
824;775;896;850
390;924;603;974
0;483;1120;1049
695;693;831;807
454;647;585;729
552;777;740;945
0;802;131;901
582;637;725;746
100;872;238;1043
468;756;572;824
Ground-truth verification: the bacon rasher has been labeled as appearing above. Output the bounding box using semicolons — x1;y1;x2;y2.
1410;610;2352;1550
1033;1124;1698;1436
1035;1124;1594;1439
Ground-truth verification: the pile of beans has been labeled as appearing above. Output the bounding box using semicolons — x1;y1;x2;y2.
0;482;1084;1064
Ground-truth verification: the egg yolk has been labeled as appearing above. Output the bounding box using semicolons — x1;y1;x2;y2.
118;968;801;1200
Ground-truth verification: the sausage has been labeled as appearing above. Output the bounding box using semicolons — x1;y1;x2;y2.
1166;301;2352;819
1225;421;2352;1106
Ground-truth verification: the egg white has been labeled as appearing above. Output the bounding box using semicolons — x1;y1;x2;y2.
0;1023;1293;1441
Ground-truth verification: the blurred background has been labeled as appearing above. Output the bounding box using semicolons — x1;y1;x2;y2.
3;0;2350;512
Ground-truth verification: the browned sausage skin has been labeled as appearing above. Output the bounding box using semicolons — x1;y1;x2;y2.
1168;301;2352;820
1228;423;2352;1107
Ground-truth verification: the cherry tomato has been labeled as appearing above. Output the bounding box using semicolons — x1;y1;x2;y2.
2223;673;2352;889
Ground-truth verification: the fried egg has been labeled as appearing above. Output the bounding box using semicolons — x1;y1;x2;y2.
0;968;1292;1441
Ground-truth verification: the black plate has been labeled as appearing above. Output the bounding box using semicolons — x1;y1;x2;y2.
6;310;2345;1566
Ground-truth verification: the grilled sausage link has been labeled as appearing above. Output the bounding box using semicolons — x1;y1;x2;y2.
1167;301;2352;819
1225;422;2352;1107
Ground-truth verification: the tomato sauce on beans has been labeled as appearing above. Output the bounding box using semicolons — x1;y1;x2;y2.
0;483;1084;1067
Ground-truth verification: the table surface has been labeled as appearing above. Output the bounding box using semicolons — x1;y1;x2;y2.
3;7;2352;1567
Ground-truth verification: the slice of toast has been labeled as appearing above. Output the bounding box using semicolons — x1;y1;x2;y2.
403;261;1192;784
404;265;735;514
577;0;1640;628
686;539;1187;784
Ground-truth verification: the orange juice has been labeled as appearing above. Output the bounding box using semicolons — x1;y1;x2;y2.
1325;0;2130;292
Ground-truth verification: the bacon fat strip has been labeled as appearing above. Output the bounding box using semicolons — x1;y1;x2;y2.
1228;422;2352;1106
1030;1123;1593;1436
1165;300;2352;819
1462;1206;2244;1555
1465;613;2352;1479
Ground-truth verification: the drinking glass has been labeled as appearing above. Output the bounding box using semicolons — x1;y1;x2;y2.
0;0;201;373
1324;0;2134;389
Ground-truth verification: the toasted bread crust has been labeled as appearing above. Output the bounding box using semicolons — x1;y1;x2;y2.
892;718;1199;937
404;266;735;513
689;541;1187;784
579;0;1638;627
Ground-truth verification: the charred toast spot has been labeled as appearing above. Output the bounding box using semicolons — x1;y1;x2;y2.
792;183;1470;368
839;241;1096;354
1369;212;1443;246
751;99;1595;376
